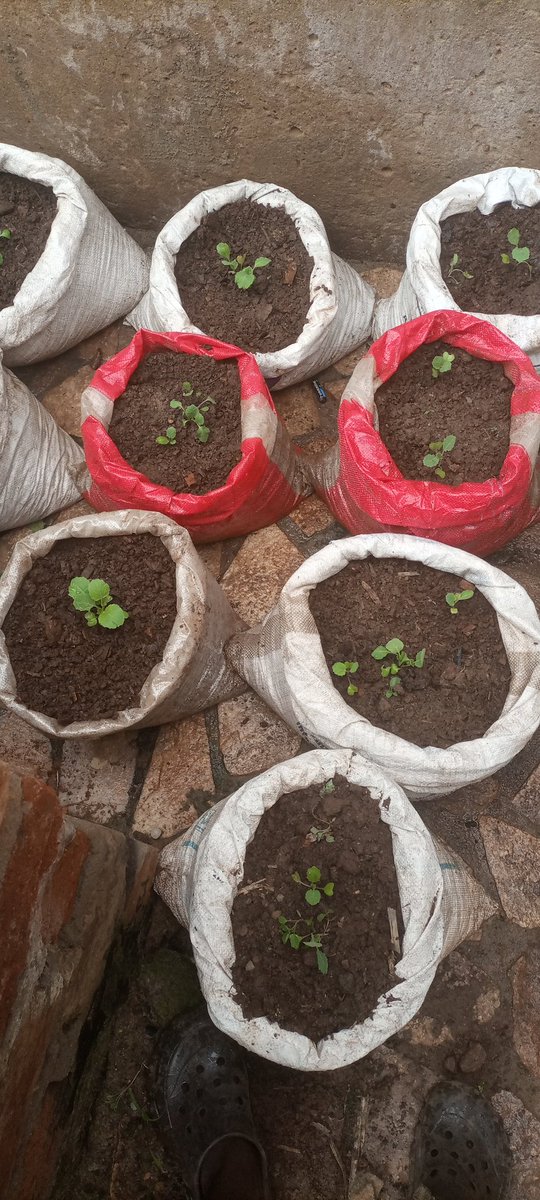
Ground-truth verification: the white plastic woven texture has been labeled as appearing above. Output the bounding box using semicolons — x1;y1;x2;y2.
156;749;496;1070
0;143;149;365
226;533;540;797
0;510;242;738
128;179;374;389
374;167;540;364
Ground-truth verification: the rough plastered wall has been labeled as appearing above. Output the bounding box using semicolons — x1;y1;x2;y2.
1;0;539;261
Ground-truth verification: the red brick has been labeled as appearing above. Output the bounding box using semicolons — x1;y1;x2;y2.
41;828;91;943
0;771;62;1040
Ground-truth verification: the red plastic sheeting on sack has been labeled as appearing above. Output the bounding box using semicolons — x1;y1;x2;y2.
307;310;540;556
82;330;304;543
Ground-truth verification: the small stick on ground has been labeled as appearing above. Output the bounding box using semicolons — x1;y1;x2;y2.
348;1096;369;1198
388;907;401;957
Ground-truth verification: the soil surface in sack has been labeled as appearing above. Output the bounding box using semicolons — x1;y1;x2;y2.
441;200;540;314
376;341;512;485
109;350;242;495
309;557;511;749
0;171;57;309
3;534;176;724
231;778;401;1043
174;199;313;353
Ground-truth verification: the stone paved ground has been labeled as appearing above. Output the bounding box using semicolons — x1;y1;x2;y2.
1;266;540;1198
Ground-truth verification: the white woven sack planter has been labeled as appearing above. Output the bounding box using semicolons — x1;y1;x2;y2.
374;167;540;365
156;749;496;1070
0;143;149;366
0;350;86;531
128;179;374;389
227;534;540;798
0;510;241;738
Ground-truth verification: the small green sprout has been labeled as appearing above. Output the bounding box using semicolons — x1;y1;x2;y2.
216;242;271;290
307;823;335;845
372;638;426;699
431;351;455;379
448;253;473;281
319;778;335;798
332;660;359;695
423;433;457;480
68;577;129;629
169;387;215;444
278;916;329;975
445;588;474;615
0;227;11;267
292;865;335;906
501;227;532;272
156;425;177;447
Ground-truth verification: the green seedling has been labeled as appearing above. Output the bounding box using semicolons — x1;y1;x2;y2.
423;433;457;480
216;242;271;289
277;916;329;975
448;253;473;281
307;823;335;845
372;638;426;699
445;587;474;615
156;425;177;446
169;386;216;444
0;227;11;266
292;865;334;906
68;577;129;629
501;227;532;272
319;778;335;798
431;351;455;379
332;659;359;695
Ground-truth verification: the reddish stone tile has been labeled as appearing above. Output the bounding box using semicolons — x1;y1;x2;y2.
222;525;303;626
510;949;540;1078
480;817;540;927
218;691;301;775
133;714;214;839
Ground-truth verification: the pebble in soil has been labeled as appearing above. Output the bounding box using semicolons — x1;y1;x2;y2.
0;171;58;309
231;778;401;1043
308;557;511;748
441;200;540;315
174;199;313;353
375;341;512;485
2;534;177;724
108;350;242;495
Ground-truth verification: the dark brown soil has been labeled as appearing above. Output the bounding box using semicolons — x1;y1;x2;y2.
231;779;401;1043
109;350;242;495
174;199;313;353
376;341;512;485
309;557;511;748
0;171;57;308
3;534;176;724
441;200;540;315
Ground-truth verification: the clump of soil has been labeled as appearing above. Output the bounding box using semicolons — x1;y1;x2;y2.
375;341;512;485
174;199;313;353
231;778;401;1043
109;350;242;495
3;534;177;724
308;557;511;748
0;171;57;309
441;200;540;314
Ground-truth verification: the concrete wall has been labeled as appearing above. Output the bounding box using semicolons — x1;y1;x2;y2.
1;0;538;261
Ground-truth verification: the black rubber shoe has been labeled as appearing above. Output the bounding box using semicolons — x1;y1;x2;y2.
156;1009;271;1200
410;1083;511;1200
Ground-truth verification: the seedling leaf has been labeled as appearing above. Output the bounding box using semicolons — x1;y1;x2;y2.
235;266;256;289
347;682;358;696
307;867;321;883
507;227;520;246
156;436;170;445
216;242;231;260
415;648;426;668
305;888;321;906
253;256;271;268
88;579;110;604
323;882;334;897
0;229;11;240
501;253;511;264
68;577;93;611
98;604;129;629
316;949;329;975
513;246;530;263
442;434;456;452
332;661;347;676
372;645;388;660
423;453;439;468
386;638;404;654
290;933;302;950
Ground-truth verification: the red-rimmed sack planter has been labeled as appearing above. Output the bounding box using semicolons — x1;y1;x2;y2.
303;310;540;556
0;510;241;739
82;329;307;543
